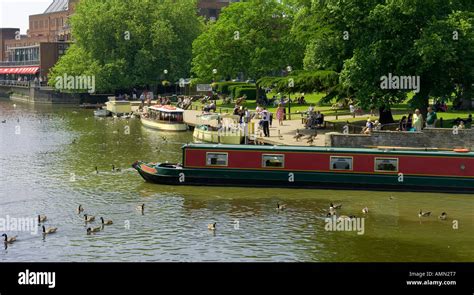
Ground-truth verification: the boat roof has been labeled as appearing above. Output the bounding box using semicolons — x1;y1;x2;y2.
183;143;474;157
149;105;184;113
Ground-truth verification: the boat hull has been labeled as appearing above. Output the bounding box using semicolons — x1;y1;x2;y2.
193;128;243;144
132;161;474;193
141;118;188;131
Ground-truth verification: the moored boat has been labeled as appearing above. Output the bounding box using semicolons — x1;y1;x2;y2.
193;113;244;144
141;105;187;131
132;144;474;193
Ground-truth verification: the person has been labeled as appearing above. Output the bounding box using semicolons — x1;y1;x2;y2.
349;103;355;117
413;109;423;131
362;118;373;134
261;108;270;137
276;103;284;126
256;104;263;116
406;113;413;130
458;121;465;129
426;106;437;128
466;114;472;128
398;116;407;131
316;111;324;127
132;88;138;100
373;120;382;131
139;92;145;108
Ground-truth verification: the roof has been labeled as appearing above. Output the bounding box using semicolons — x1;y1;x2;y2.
183;144;474;157
44;0;69;14
149;105;184;113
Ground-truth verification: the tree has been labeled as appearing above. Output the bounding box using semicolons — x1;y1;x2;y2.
49;0;203;93
191;0;304;82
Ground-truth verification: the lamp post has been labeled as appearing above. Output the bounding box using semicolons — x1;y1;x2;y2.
287;66;292;120
163;69;168;95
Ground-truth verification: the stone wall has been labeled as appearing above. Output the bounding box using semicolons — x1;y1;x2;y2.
325;128;474;149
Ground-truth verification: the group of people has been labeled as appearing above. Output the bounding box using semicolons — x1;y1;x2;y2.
361;119;382;134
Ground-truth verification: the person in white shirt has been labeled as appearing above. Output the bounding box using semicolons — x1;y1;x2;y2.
261;108;270;137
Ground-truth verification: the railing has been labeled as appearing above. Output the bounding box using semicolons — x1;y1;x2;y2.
0;80;48;88
0;60;40;67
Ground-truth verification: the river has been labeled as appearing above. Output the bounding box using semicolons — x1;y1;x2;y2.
0;99;472;262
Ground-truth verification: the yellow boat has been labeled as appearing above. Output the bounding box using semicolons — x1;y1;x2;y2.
193;113;245;144
141;105;188;131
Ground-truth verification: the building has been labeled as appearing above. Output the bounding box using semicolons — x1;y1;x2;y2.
198;0;239;20
0;0;76;81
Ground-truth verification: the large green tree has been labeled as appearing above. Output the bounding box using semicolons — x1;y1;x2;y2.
191;0;304;82
49;0;203;93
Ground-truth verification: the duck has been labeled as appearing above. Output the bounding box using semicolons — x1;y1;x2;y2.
207;222;216;230
77;205;84;214
100;217;113;225
87;227;101;234
418;210;431;218
42;225;57;235
2;234;17;244
362;207;369;214
84;214;95;222
37;215;47;223
276;202;286;210
438;212;447;220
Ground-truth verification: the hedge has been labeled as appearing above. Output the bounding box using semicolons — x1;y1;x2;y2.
234;86;257;100
214;82;247;95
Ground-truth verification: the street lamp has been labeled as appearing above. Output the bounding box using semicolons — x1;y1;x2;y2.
287;65;292;120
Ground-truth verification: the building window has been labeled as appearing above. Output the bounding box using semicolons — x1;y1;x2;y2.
330;156;353;171
206;152;228;166
374;158;399;172
262;154;285;168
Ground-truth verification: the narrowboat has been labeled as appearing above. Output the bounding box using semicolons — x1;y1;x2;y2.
132;144;474;193
141;105;187;131
193;113;245;144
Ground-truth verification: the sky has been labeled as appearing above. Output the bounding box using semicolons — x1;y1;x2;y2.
0;0;52;33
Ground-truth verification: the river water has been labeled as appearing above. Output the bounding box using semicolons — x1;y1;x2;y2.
0;99;472;262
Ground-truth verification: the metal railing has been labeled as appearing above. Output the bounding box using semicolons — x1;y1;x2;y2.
0;80;48;88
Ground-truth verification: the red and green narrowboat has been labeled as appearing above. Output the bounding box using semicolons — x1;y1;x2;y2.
132;144;474;193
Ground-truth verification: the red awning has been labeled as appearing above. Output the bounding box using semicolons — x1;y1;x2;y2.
0;67;40;75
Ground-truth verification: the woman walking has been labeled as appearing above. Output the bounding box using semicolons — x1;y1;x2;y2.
276;103;284;126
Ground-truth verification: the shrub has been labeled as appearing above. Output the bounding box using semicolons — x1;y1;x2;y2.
234;86;257;100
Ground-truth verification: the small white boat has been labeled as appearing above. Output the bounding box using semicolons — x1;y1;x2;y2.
94;108;109;117
141;105;187;131
193;113;245;144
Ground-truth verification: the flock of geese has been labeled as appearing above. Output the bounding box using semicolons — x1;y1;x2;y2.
95;165;122;174
2;199;451;247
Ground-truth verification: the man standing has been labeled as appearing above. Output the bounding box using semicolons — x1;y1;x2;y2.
413;109;424;131
261;108;270;137
426;106;437;128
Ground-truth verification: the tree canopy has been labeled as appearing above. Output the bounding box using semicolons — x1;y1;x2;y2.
49;0;203;93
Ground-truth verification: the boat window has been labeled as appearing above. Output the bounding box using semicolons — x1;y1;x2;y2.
206;153;228;166
330;156;353;171
262;154;285;168
374;158;399;172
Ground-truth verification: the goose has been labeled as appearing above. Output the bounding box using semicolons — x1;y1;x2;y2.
307;136;314;145
87;227;101;234
207;222;216;230
84;214;95;222
276;203;286;210
293;129;303;141
337;215;351;221
1;120;5;123
418;210;431;218
37;215;47;223
137;204;145;212
100;217;113;225
330;203;342;210
438;212;447;220
362;207;369;214
42;225;57;235
95;166;99;174
2;234;17;244
77;205;84;214
112;165;121;172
